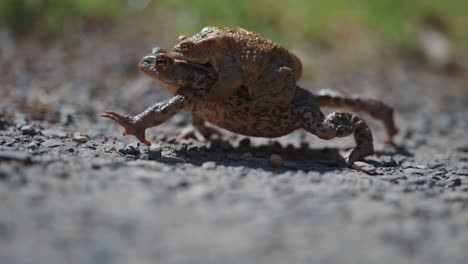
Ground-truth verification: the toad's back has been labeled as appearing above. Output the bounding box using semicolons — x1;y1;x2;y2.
192;26;302;81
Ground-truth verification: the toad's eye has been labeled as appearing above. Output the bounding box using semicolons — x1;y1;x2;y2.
156;57;167;67
179;42;191;53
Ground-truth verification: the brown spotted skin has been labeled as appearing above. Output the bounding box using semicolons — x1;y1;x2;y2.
170;26;302;107
103;52;398;165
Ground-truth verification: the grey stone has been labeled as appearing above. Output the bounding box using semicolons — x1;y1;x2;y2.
202;161;216;170
427;161;444;169
382;156;398;167
42;139;63;148
365;155;383;165
448;177;462;187
118;144;140;156
26;141;39;149
455;169;468;176
20;125;40;136
409;176;428;185
41;129;68;138
403;168;430;176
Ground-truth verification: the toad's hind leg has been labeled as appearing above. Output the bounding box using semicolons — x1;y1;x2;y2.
300;107;374;166
313;89;398;144
177;115;222;142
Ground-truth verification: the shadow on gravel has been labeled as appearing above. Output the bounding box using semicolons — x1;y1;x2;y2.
138;139;351;173
375;144;413;157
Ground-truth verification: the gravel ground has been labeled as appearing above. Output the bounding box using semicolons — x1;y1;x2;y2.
1;31;468;264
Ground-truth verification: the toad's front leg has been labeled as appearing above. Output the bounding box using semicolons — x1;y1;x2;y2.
204;60;243;102
102;93;193;145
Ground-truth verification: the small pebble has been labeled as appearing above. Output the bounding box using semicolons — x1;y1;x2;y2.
365;155;382;165
382;156;398;167
42;139;63;148
409;176;427;185
20;125;40;136
449;177;462;187
427;161;444;169
202;161;216;170
72;135;88;143
26;141;39;150
270;154;284;168
403;168;430;176
431;175;442;181
85;143;96;150
118;145;140;156
41;129;68;138
401;162;426;169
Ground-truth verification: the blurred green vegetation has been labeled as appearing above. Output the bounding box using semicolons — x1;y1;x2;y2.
1;0;467;53
0;0;125;33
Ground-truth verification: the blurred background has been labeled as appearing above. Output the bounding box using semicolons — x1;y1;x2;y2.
1;0;467;63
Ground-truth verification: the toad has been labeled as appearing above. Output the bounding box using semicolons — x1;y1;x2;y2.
102;51;398;165
170;26;302;109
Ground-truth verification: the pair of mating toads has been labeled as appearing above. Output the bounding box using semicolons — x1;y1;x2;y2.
103;26;398;166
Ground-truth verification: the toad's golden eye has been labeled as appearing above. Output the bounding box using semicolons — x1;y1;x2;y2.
156;57;167;67
180;42;191;53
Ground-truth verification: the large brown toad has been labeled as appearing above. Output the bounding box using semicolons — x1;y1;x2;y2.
170;26;302;109
102;51;398;166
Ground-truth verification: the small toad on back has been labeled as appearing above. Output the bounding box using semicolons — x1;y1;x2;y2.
171;26;302;108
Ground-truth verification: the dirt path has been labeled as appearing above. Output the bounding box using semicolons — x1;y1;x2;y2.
1;33;468;264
